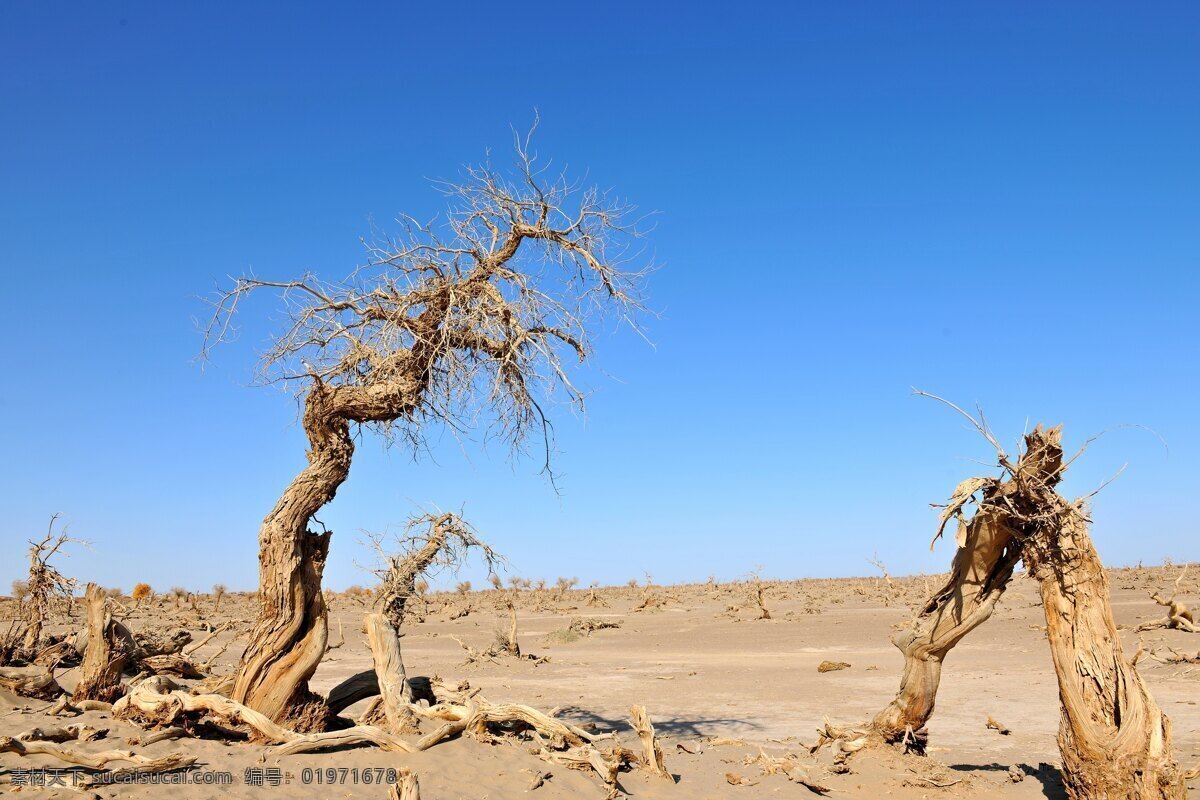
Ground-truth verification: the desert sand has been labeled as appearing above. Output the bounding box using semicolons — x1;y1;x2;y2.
2;566;1197;799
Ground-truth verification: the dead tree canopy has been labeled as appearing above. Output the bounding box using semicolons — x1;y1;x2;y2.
365;512;500;630
203;129;650;724
20;514;86;655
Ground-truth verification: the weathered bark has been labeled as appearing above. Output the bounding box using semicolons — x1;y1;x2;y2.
232;388;351;723
22;611;42;653
629;705;671;780
873;423;1064;749
1021;477;1184;797
389;770;420;800
72;583;128;703
365;613;419;733
872;511;1021;747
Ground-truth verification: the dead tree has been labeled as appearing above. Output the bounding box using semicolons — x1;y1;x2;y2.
21;514;86;653
876;396;1185;798
367;513;499;630
212;583;227;612
495;590;521;656
202;126;648;723
872;479;1025;748
751;580;772;620
866;553;897;606
1142;566;1196;633
73;583;130;704
1012;427;1184;799
326;512;499;723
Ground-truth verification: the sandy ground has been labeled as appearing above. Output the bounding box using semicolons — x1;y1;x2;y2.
2;567;1197;799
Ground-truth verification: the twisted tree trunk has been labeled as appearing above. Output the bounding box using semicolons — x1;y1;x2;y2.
232;389;353;724
1024;513;1185;799
872;511;1021;748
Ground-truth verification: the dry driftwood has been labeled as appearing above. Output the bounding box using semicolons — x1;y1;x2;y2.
325;671;432;715
568;617;621;635
539;744;629;791
47;695;112;716
140;653;204;678
181;621;231;656
17;723;104;743
326;669;383;714
744;748;831;794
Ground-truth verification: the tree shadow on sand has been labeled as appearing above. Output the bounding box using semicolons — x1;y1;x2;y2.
950;762;1066;799
554;705;761;739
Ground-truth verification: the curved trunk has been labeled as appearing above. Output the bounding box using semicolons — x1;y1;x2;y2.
872;511;1020;748
1025;515;1185;800
233;389;353;723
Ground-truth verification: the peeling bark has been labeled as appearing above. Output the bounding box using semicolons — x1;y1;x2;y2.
1017;430;1184;799
873;511;1020;748
874;424;1066;748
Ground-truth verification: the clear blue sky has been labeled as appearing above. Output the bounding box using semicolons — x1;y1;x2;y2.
2;3;1197;593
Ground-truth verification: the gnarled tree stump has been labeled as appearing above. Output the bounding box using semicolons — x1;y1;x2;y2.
72;583;129;704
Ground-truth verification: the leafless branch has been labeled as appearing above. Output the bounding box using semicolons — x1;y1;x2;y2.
201;126;652;479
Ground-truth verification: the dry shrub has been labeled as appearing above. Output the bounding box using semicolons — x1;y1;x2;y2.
11;580;30;603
